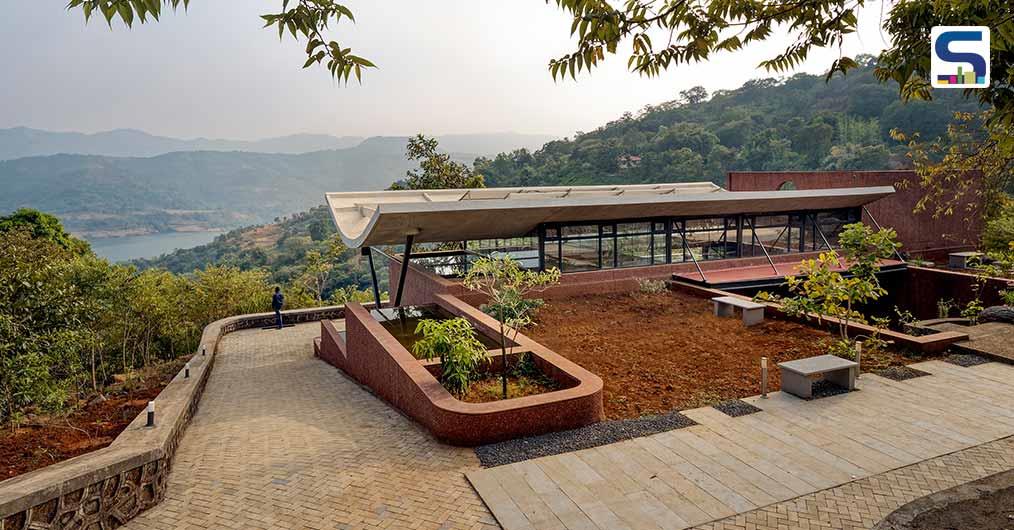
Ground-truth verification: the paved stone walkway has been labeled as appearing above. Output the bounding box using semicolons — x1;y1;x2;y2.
470;360;1014;530
692;435;1014;530
126;323;497;530
122;321;1014;530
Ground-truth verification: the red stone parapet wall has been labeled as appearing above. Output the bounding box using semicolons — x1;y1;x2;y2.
317;294;604;446
895;266;1009;320
727;170;983;260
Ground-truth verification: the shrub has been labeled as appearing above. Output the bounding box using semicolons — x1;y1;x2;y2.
636;278;668;294
462;256;560;399
755;222;900;358
982;200;1014;253
412;317;488;395
937;299;955;319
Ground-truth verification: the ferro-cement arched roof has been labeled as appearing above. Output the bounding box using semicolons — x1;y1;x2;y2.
324;182;894;248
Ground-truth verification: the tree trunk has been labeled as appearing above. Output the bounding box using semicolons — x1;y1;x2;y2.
498;311;507;400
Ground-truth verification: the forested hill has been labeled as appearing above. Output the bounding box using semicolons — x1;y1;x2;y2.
475;58;980;187
133;205;376;292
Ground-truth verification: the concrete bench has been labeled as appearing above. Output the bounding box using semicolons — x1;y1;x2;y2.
778;354;858;399
711;296;765;326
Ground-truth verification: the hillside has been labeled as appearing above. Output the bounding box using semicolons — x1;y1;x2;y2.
476;58;981;187
0;127;363;160
0;133;557;237
134;205;382;293
0;145;412;236
0;127;557;161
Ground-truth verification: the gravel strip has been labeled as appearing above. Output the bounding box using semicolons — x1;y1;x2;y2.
712;399;762;417
808;380;851;400
877;366;931;381
474;411;696;468
945;353;991;367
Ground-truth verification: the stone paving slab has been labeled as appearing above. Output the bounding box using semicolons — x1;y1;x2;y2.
469;360;1014;530
124;322;497;530
931;321;1014;362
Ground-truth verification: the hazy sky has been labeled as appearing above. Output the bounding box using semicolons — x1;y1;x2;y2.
1;1;893;140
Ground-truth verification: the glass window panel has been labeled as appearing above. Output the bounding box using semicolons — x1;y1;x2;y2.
685;217;735;261
602;224;615;235
563;224;598;237
545;227;559;239
617;233;651;267
750;216;791;255
652;232;668;264
618;222;651;234
561;238;600;272
601;236;616;269
670;221;687;262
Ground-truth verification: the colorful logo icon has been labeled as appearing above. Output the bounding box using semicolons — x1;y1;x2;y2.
931;26;990;88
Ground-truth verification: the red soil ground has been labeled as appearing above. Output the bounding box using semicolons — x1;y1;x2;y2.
0;360;184;480
527;291;928;420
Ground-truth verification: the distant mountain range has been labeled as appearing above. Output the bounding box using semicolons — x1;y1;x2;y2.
0;132;557;237
0;127;556;161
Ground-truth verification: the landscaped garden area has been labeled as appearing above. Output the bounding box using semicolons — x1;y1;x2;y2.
524;289;930;419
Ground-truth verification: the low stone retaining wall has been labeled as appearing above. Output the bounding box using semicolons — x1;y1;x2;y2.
0;306;343;530
317;294;604;446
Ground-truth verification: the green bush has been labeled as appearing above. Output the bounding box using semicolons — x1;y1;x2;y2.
412;318;489;395
982;200;1014;252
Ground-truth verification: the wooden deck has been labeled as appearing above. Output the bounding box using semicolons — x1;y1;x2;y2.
467;360;1014;530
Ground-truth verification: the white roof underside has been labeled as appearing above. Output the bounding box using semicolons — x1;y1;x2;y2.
324;182;895;247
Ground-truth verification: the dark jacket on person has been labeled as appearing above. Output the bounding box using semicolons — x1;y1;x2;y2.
272;292;284;311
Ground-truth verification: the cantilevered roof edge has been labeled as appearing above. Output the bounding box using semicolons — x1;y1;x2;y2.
325;184;895;248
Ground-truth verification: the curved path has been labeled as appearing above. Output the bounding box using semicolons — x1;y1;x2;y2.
126;322;498;530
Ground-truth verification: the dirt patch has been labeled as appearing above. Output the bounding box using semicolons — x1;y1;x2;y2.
0;360;185;480
907;487;1014;529
527;291;930;420
876;469;1014;530
458;371;560;403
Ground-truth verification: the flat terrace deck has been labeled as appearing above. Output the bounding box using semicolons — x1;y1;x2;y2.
674;259;906;289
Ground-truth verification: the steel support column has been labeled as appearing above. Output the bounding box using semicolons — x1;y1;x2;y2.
363;246;383;309
393;234;415;308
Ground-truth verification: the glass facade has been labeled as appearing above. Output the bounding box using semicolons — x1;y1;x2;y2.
414;207;862;277
541;207;861;273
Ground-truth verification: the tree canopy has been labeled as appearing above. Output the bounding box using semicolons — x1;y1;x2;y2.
67;0;374;82
389;135;486;190
0;208;91;254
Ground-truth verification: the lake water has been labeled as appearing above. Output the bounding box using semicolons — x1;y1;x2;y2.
87;231;223;263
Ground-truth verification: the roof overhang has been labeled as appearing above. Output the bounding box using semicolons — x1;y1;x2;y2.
324;183;895;248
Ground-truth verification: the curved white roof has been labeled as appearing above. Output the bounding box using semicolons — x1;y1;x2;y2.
324;182;894;248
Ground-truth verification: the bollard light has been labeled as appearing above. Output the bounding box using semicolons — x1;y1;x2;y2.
855;342;862;380
761;356;768;398
184;362;190;379
202;345;206;356
146;401;155;427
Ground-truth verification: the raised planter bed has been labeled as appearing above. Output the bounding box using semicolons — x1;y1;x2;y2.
317;294;604;446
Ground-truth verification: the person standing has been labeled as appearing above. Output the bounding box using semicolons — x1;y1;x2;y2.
272;286;285;329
